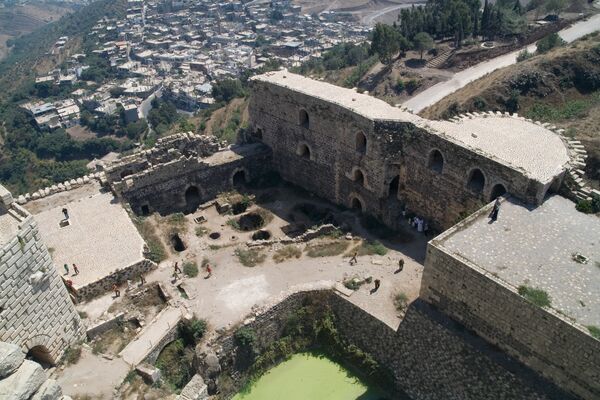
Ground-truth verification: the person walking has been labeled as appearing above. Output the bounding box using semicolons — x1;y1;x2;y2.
349;251;358;265
205;264;212;279
63;264;69;275
73;264;79;276
490;198;501;222
374;279;381;291
62;208;69;220
396;259;404;274
174;262;182;274
112;284;120;298
139;274;146;285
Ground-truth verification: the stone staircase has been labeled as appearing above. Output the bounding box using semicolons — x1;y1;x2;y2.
426;49;455;68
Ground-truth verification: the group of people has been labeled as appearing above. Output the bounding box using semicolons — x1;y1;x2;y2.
63;263;79;276
348;251;407;294
409;216;428;233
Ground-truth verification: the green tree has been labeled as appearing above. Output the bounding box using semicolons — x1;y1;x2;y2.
370;23;399;65
413;32;434;59
212;79;245;102
545;0;567;15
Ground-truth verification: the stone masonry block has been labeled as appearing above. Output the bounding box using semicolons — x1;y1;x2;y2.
0;360;45;400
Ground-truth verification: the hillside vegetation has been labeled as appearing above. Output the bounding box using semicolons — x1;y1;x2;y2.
0;0;126;96
421;33;600;188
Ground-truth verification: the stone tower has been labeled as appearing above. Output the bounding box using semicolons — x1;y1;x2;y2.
0;184;83;364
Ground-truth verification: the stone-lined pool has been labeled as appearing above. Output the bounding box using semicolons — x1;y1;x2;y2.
232;352;381;400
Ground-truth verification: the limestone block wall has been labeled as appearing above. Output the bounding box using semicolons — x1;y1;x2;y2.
420;242;600;400
109;143;272;215
75;259;157;302
0;341;71;400
207;289;574;400
0;190;83;365
248;79;549;230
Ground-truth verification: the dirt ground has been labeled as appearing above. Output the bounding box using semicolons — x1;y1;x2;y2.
54;181;428;399
67;125;97;141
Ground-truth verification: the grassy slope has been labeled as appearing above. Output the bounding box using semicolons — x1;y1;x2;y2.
421;34;600;188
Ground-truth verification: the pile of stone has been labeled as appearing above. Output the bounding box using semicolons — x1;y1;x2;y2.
15;172;104;205
0;342;71;400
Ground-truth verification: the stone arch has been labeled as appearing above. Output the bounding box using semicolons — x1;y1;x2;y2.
355;131;367;154
489;183;507;201
25;334;55;365
352;167;366;186
349;193;365;212
230;168;249;187
296;142;312;160
298;109;309;128
428;149;444;174
184;185;202;213
388;175;400;199
467;168;486;193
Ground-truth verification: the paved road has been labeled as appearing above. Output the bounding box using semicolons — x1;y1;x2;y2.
403;14;600;113
361;2;425;25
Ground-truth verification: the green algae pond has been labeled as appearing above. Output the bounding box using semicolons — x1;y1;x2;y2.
232;352;383;400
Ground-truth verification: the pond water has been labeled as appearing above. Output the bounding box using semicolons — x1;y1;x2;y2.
232;353;381;400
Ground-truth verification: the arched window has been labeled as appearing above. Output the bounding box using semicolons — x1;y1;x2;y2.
467;169;485;193
388;176;400;199
297;143;311;159
353;169;365;186
356;132;367;154
428;149;444;174
350;197;363;211
490;184;506;201
299;109;309;128
27;346;54;366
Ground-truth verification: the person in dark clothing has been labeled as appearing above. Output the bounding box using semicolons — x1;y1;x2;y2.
490;198;501;222
62;208;69;220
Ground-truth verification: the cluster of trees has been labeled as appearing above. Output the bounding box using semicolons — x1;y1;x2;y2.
147;98;181;135
212;79;246;103
371;24;434;64
0;101;135;194
80;108;148;140
293;42;375;76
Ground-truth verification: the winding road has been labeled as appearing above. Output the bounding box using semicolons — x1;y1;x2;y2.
403;13;600;113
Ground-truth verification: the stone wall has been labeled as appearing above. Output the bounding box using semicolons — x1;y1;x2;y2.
421;227;600;400
248;76;564;230
0;341;72;400
75;259;157;302
0;186;84;365
205;289;574;400
106;133;272;215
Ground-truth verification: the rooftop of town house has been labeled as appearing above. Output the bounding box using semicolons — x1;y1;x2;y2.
434;195;600;328
428;116;570;183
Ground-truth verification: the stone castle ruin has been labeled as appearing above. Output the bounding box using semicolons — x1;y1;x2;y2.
0;186;83;365
1;70;598;399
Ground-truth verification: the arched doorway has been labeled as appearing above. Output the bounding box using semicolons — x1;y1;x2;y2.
388;176;400;199
467;169;485;193
232;170;247;187
27;345;54;366
185;186;201;213
490;184;507;201
350;197;363;212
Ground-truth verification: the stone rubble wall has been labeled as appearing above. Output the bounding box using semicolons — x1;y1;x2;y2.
13;172;105;206
0;341;72;400
421;221;600;400
248;80;562;230
74;259;157;302
245;223;338;247
205;289;575;400
0;187;84;365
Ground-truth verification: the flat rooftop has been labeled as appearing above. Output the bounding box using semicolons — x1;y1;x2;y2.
436;195;600;328
428;117;570;183
31;187;145;289
253;71;569;183
251;70;421;122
